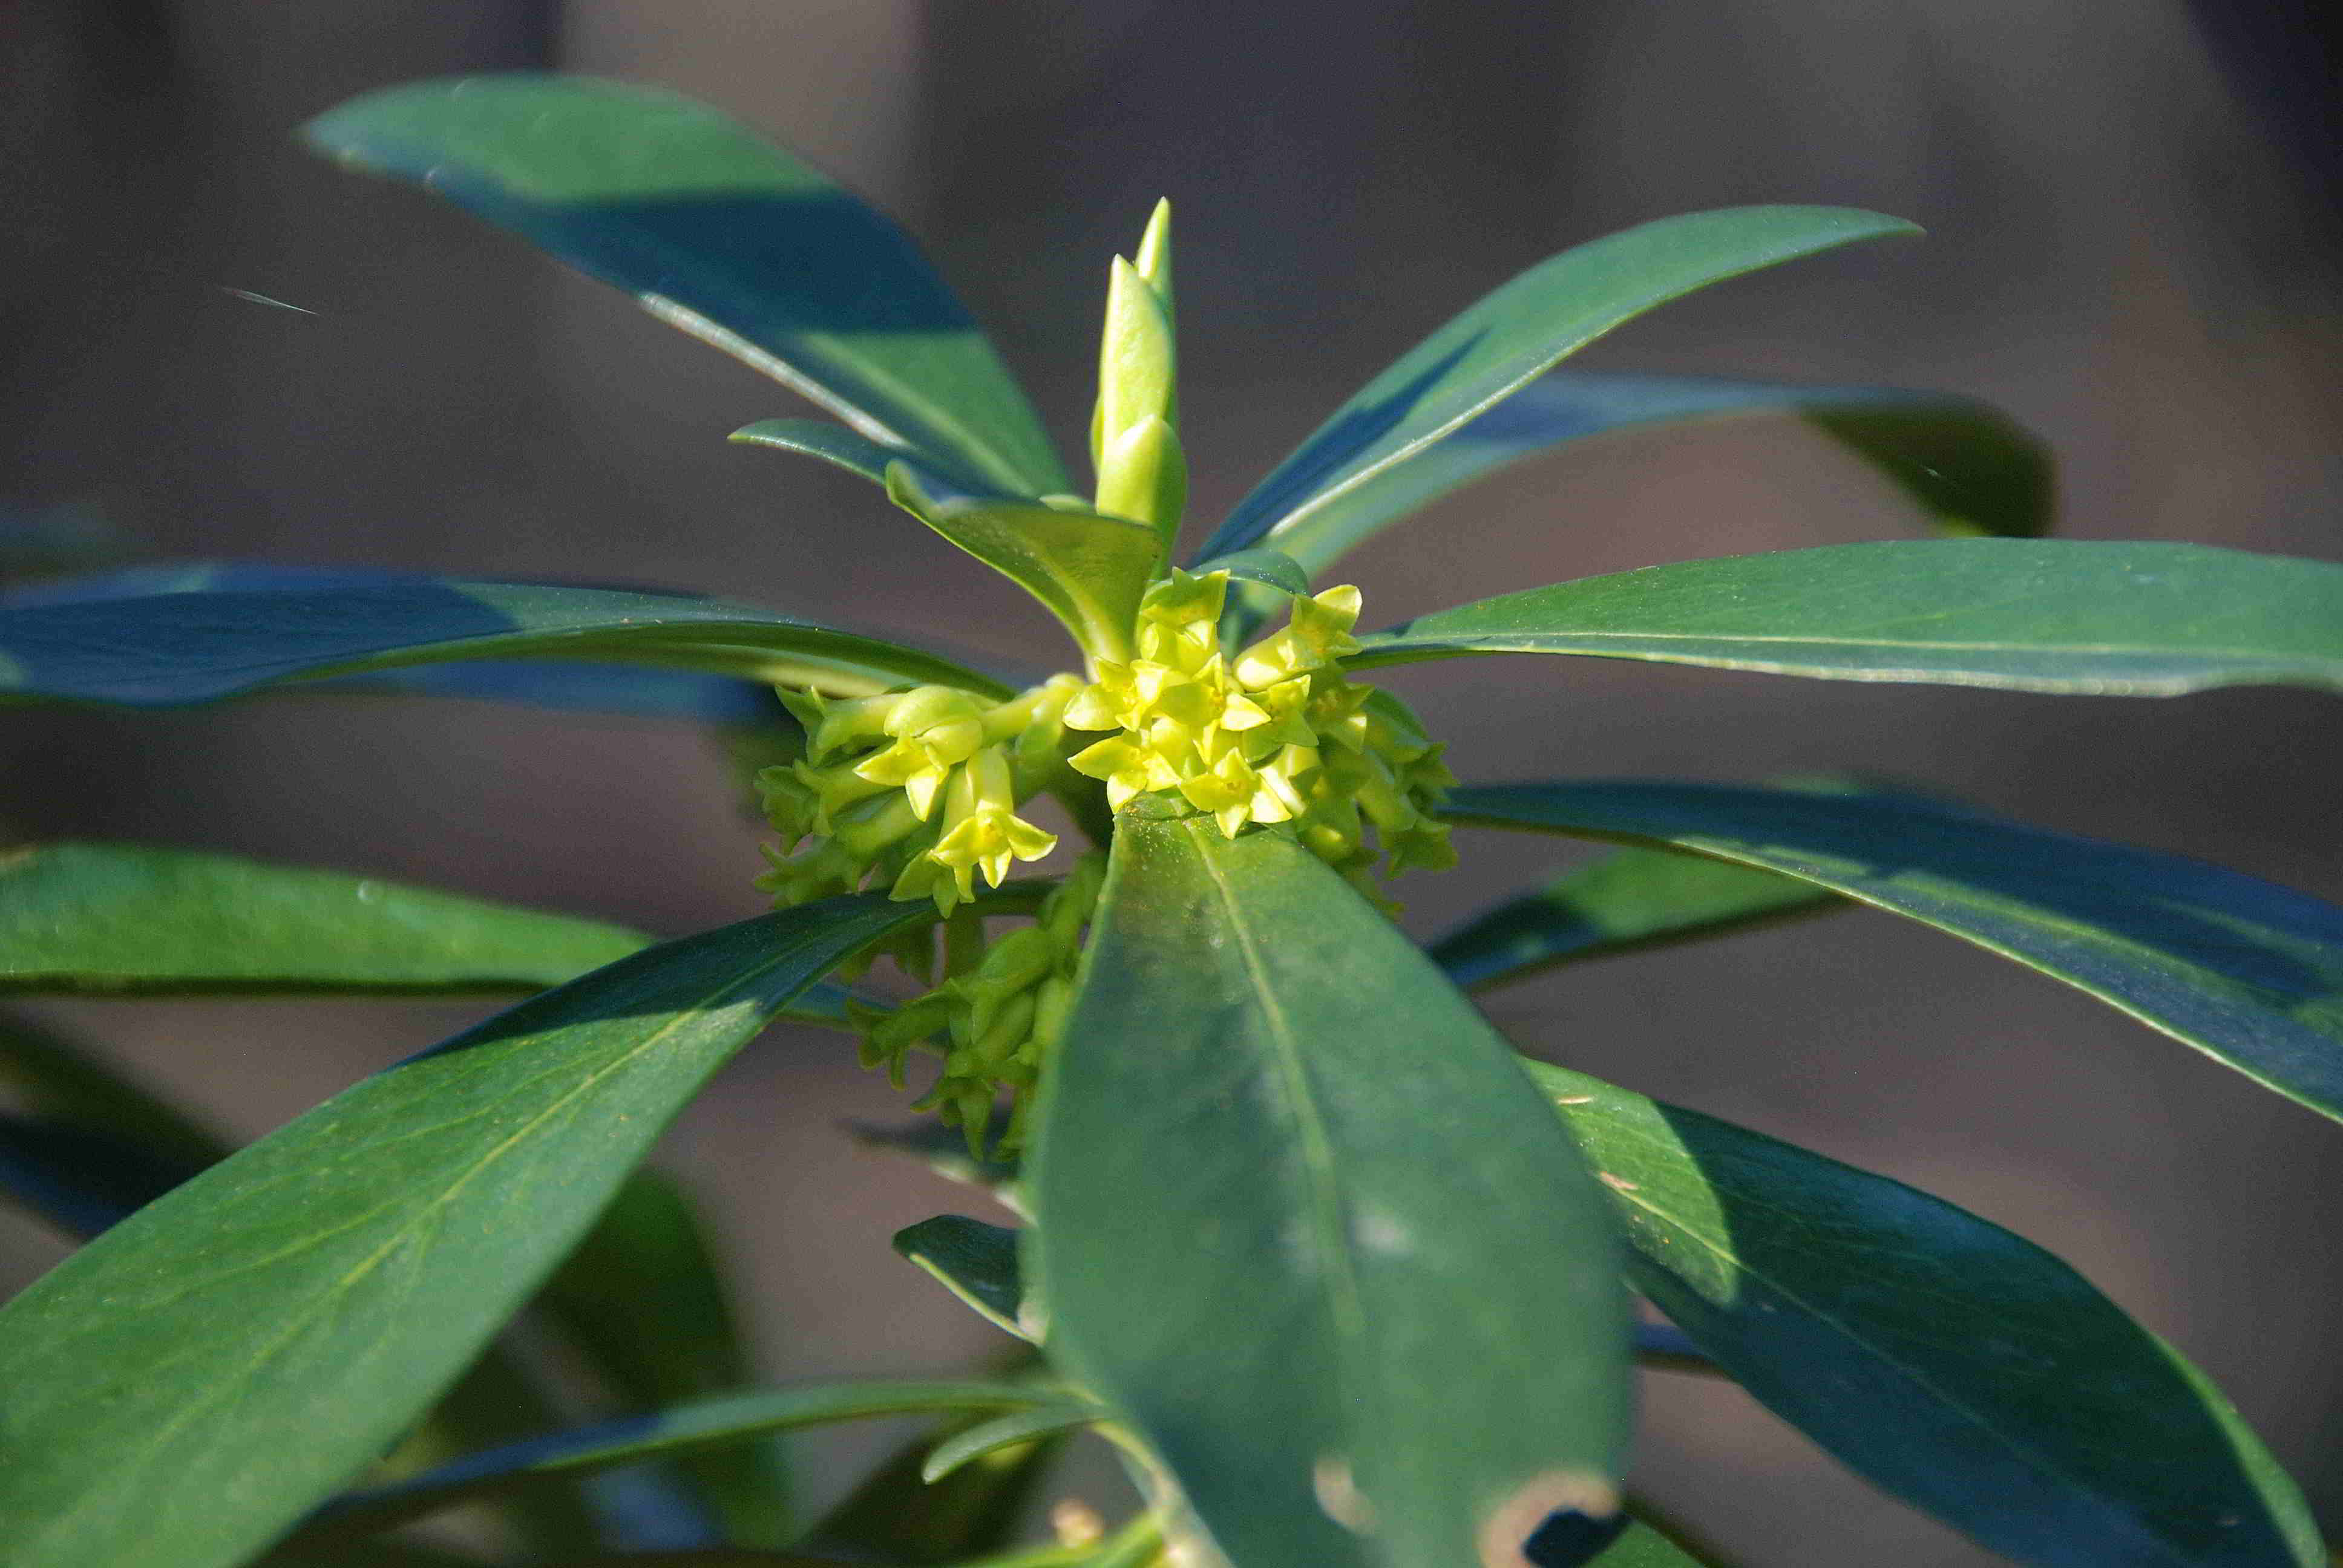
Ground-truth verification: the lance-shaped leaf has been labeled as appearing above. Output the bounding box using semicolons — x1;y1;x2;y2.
1194;206;1919;563
537;1169;791;1547
1027;811;1633;1568
304;76;1066;497
6;563;788;720
919;1405;1101;1484
894;1214;1031;1339
1252;370;2051;579
0;842;644;995
1349;540;2343;694
0;1014;693;1555
0;578;1011;707
1430;839;1840;990
290;1380;1048;1547
1447;780;2343;1125
1523;1058;2323;1567
886;466;1159;664
0;894;931;1568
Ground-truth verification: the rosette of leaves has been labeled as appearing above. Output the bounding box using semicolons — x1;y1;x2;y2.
1;73;2339;1568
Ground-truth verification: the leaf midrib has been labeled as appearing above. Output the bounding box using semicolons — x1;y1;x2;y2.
1590;1107;2200;1566
19;946;794;1560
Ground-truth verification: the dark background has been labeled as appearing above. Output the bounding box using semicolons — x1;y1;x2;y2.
4;2;2340;1563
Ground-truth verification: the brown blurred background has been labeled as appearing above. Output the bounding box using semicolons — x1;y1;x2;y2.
4;2;2340;1563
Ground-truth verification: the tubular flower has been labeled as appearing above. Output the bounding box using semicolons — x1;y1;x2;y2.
853;852;1106;1155
755;676;1081;918
1064;570;1457;895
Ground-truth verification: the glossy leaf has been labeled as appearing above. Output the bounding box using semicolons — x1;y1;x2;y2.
540;1169;791;1546
731;419;926;490
1028;812;1632;1568
292;1380;1047;1547
1349;540;2343;694
1195;206;1918;562
894;1214;1030;1339
304;76;1067;497
0;895;931;1568
886;466;1159;664
1525;1057;2323;1567
1431;841;1840;990
0;842;644;995
7;561;790;722
0;576;1009;708
919;1405;1103;1485
1196;546;1312;598
1447;780;2343;1125
0;1015;611;1552
1257;370;2051;578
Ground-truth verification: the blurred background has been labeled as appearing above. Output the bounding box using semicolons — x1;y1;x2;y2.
4;1;2339;1563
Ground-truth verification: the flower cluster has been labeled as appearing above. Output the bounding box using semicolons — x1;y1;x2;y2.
853;853;1104;1154
1064;570;1457;900
755;678;1081;917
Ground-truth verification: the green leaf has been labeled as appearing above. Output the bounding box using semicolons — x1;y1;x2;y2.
1194;206;1919;563
919;1405;1103;1485
886;466;1159;664
731;419;934;490
1027;812;1633;1568
8;563;791;722
0;894;931;1568
800;1354;1063;1566
1194;546;1313;598
894;1214;1031;1339
303;76;1066;498
1430;840;1840;990
292;1379;1049;1547
1450;780;2343;1127
1587;1520;1728;1567
0;1015;612;1554
1349;540;2343;694
0;842;645;995
539;1168;791;1546
1253;370;2051;579
1524;1058;2324;1567
0;577;1012;708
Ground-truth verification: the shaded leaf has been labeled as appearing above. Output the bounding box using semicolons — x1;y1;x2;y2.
0;578;1011;708
304;76;1066;497
1257;370;2051;579
920;1405;1103;1485
0;895;931;1568
540;1169;791;1546
894;1214;1030;1339
1196;206;1918;563
5;561;790;721
1447;780;2343;1125
1525;1057;2323;1567
1430;840;1839;990
1028;812;1632;1568
1349;540;2343;695
799;1350;1062;1566
730;419;923;490
293;1380;1049;1547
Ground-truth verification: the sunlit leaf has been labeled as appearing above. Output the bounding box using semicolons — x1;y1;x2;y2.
1029;811;1632;1568
1350;540;2343;695
0;895;931;1568
304;76;1067;497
